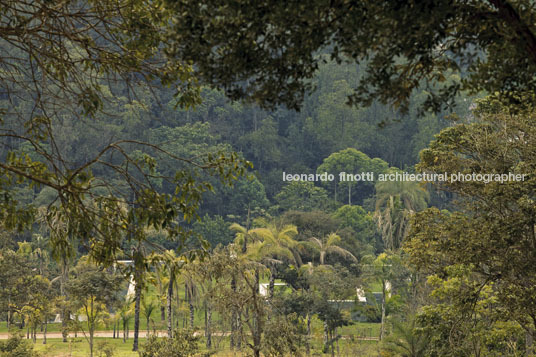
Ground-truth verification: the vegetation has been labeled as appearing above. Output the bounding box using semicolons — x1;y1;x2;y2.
1;1;536;356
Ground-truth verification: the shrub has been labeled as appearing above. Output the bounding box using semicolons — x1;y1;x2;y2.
262;314;305;357
96;340;116;357
0;333;39;357
139;329;200;357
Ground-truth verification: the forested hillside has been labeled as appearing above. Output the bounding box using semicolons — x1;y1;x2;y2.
1;1;535;357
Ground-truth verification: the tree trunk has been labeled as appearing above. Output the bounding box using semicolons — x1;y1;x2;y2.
123;321;126;343
237;311;242;349
252;270;262;357
306;313;311;356
269;271;275;299
330;329;335;357
187;281;195;330
132;277;141;352
6;297;10;330
43;320;47;344
206;304;212;349
160;306;165;321
526;329;534;356
89;328;94;357
167;276;173;338
113;321;116;339
334;181;337;202
60;260;69;343
189;301;194;329
336;327;340;356
380;281;386;341
89;299;94;357
230;276;236;349
323;321;328;348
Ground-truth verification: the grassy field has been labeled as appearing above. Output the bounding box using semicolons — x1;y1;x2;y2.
3;279;382;356
30;336;379;357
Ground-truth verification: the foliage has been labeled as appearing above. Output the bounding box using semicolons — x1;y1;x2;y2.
406;96;536;353
160;0;536;113
0;0;251;272
275;181;330;212
332;205;379;256
416;265;525;356
192;214;232;249
0;333;39;357
317;148;388;205
381;317;431;357
374;178;429;250
307;233;357;266
66;258;124;357
95;341;116;357
262;313;305;357
282;210;339;241
138;329;200;357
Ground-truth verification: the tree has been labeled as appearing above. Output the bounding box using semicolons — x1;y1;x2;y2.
332;204;379;257
0;333;39;357
413;264;525;356
149;250;188;338
0;249;34;330
248;222;301;298
192;214;233;249
308;265;355;357
158;0;536;113
139;329;200;357
275;182;330;212
141;296;158;335
317;148;388;205
381;317;431;357
19;275;54;343
219;177;270;220
230;222;259;255
0;0;251;281
361;253;402;341
66;258;123;357
212;246;269;357
307;233;357;266
374;178;429;250
405;96;536;353
282;210;340;242
118;297;134;343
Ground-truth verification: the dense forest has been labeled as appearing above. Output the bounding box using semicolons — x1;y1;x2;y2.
1;1;535;357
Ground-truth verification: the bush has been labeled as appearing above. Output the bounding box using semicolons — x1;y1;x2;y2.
96;340;116;357
139;329;200;357
0;333;39;357
262;314;305;357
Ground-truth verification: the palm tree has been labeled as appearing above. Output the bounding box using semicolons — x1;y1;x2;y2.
374;180;429;250
149;250;187;338
141;296;157;335
118;298;134;343
247;223;302;298
382;317;430;356
230;222;259;254
182;267;198;330
308;233;357;266
147;264;167;322
229;221;259;349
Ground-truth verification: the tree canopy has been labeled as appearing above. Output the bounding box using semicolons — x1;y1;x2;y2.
159;0;536;112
